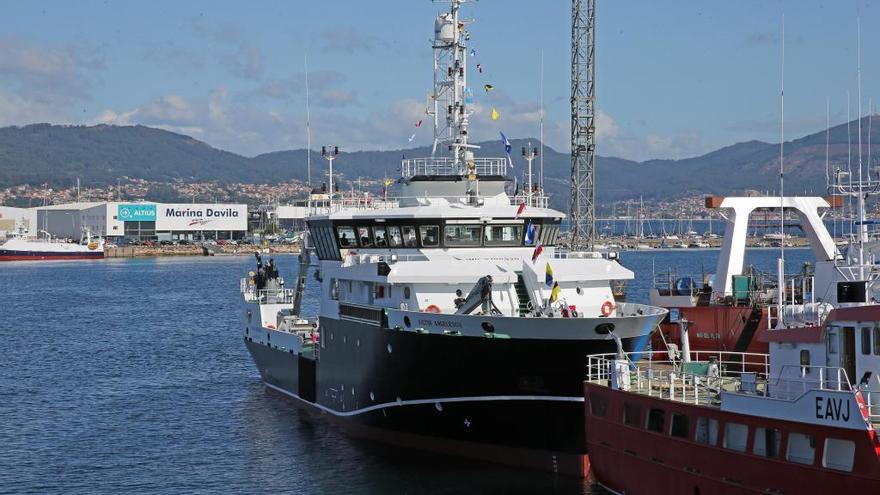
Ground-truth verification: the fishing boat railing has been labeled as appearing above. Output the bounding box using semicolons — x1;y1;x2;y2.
765;365;853;401
240;278;296;304
586;350;770;407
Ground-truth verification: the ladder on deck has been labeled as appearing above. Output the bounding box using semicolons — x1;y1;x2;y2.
514;273;531;316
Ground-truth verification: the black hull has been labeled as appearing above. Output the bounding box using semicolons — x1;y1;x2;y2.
245;317;646;476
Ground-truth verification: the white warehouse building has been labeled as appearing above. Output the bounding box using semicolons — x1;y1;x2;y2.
36;202;248;241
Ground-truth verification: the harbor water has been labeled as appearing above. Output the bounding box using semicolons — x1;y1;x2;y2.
0;248;812;494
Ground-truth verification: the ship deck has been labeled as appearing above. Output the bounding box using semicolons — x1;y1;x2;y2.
586;350;880;426
586;351;767;409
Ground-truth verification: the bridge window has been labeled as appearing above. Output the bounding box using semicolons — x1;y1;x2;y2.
337;226;356;247
670;413;689;438
373;226;388;247
646;408;665;433
589;394;608;417
623;402;641;427
863;327;872;355
753;427;781;457
402;226;418;247
357;227;372;247
822;438;855;472
484;224;523;246
874;328;880;356
694;417;719;445
540;222;560;245
800;349;811;373
722;422;748;452
387;226;403;247
444;224;482;246
419;225;440;247
786;432;816;465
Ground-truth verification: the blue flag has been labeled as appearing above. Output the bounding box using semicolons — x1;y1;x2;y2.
500;131;513;167
524;221;536;245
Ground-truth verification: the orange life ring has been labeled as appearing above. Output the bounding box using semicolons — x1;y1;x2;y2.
425;304;442;314
600;301;616;317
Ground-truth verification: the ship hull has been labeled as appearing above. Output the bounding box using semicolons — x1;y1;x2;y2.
584;383;880;494
0;249;104;261
245;317;648;477
653;305;769;355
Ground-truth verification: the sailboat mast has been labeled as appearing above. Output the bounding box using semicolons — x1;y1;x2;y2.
305;53;312;188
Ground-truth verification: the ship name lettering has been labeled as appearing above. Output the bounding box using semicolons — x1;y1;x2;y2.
815;396;850;422
417;319;462;328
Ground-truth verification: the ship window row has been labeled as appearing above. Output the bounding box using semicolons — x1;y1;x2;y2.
859;326;880;356
590;398;858;473
331;220;559;250
310;224;342;261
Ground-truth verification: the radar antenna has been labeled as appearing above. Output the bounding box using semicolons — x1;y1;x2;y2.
430;0;476;171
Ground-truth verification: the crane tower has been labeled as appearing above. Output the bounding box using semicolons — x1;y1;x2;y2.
570;0;596;250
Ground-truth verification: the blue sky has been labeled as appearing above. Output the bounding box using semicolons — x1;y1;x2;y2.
0;0;876;160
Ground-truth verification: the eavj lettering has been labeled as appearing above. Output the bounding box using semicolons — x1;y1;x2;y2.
815;396;851;422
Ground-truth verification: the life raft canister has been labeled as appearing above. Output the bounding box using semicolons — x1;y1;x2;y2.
425;304;442;314
600;300;616;317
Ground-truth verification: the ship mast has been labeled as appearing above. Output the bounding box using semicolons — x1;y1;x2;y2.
431;0;475;170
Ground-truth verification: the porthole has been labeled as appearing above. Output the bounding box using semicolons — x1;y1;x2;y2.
576;287;583;295
435;402;444;412
387;343;393;354
370;392;375;401
404;287;411;299
404;316;412;328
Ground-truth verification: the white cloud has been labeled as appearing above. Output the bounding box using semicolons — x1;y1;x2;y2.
191;20;263;80
592;109;707;161
317;27;388;54
0;36;104;106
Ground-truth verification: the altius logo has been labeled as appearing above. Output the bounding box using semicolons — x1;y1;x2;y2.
118;204;157;221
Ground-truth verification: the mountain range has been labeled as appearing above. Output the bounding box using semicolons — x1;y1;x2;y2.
1;119;877;209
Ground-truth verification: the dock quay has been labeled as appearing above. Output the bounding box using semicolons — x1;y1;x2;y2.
104;244;301;258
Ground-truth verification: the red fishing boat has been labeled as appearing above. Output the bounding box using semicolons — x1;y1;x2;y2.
650;196;841;355
585;193;880;493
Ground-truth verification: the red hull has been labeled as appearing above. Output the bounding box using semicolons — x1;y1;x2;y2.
584;384;880;494
653;305;769;355
0;254;104;261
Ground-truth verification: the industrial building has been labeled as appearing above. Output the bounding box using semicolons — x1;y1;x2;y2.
34;201;248;242
0;206;36;236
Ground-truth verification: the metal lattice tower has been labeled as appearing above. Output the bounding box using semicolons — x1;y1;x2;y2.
570;0;596;250
430;0;473;169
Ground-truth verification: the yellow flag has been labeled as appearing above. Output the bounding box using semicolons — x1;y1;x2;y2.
491;107;500;121
550;282;561;303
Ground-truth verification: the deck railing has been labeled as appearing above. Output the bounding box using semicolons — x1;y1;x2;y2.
306;193;550;215
240;277;296;304
401;157;508;177
587;351;771;407
587;351;880;423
